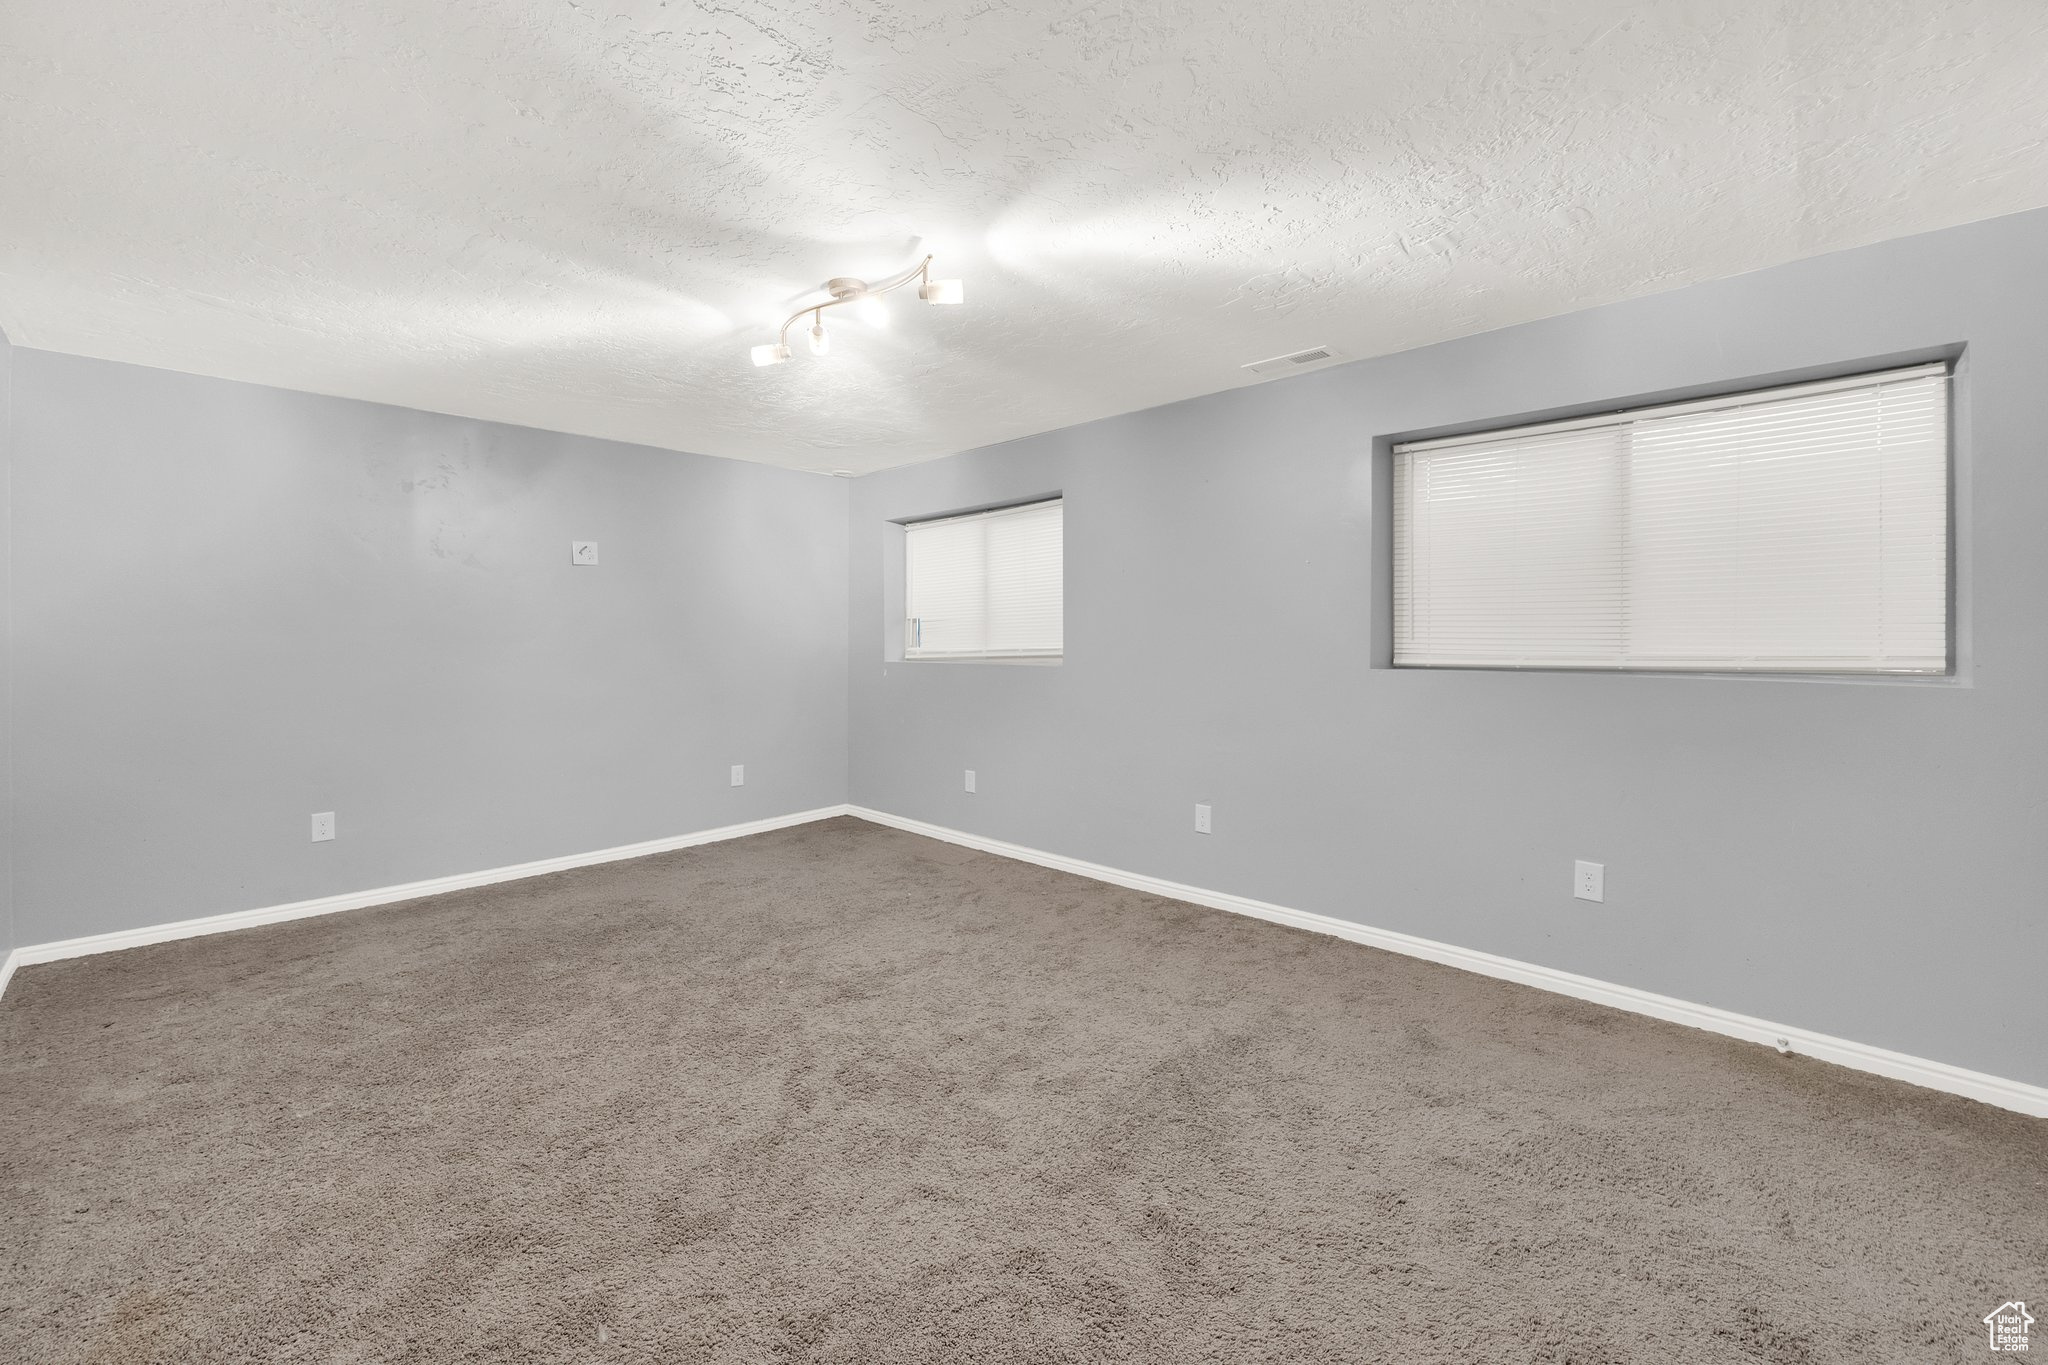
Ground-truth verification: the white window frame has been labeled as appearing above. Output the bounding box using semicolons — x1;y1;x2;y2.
1390;364;1953;677
903;498;1064;662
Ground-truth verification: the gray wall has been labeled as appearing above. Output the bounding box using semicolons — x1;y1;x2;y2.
1;326;13;965
846;207;2048;1088
10;352;848;945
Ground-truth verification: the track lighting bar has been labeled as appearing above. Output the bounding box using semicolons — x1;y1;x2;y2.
751;254;963;366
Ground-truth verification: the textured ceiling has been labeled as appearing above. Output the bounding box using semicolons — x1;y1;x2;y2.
4;1;2047;473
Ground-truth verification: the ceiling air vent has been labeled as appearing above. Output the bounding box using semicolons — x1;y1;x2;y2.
1242;346;1341;377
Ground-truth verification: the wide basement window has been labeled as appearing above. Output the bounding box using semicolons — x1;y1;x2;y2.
1392;364;1950;674
905;498;1063;659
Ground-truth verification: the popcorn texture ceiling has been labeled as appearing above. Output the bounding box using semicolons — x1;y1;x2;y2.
3;1;2046;473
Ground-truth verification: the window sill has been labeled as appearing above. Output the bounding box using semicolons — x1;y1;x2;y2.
902;654;1064;667
1381;662;1963;687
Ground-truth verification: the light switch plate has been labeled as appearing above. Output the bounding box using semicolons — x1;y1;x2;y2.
572;541;599;565
964;769;976;793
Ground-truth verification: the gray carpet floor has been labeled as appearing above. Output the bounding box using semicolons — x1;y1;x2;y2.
2;816;2042;1363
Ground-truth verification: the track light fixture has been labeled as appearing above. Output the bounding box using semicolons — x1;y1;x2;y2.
750;254;962;366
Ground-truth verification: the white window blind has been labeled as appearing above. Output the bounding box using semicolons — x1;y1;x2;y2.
905;498;1063;659
1393;364;1949;673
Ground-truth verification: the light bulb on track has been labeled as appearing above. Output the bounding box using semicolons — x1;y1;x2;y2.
751;343;791;367
808;317;829;355
856;296;889;327
919;278;964;305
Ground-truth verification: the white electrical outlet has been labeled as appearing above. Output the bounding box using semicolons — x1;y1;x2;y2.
730;764;744;787
1574;860;1604;903
964;769;976;793
571;541;599;565
1194;803;1212;834
311;812;335;843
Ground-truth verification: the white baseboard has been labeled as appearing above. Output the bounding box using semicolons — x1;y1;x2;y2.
846;806;2048;1119
1;805;853;988
9;801;2039;1119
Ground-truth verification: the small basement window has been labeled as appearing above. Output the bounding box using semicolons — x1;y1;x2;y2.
1391;364;1950;674
904;498;1064;660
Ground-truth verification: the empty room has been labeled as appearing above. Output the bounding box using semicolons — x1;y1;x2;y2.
2;1;2045;1360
